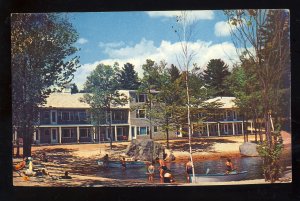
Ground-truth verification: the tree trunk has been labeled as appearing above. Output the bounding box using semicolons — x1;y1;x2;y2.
23;127;32;157
109;109;113;150
16;139;20;157
166;117;169;149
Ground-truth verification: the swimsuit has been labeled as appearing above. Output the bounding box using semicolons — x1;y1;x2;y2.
161;166;168;171
186;167;192;174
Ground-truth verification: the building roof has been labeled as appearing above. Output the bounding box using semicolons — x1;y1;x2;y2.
42;90;130;109
204;97;237;109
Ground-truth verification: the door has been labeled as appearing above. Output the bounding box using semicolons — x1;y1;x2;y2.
51;128;58;143
131;126;136;139
50;110;57;124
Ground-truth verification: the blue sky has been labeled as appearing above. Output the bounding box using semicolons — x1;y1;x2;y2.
68;11;240;90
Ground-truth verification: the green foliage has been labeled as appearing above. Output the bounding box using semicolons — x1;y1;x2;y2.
118;62;140;90
71;83;79;94
257;124;284;183
202;59;231;96
11;13;80;156
82;63;128;148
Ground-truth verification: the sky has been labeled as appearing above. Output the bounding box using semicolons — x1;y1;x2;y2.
68;11;240;90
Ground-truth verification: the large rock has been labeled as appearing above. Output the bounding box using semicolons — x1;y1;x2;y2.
125;139;165;162
239;142;259;157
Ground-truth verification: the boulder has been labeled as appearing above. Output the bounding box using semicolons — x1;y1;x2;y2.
239;142;259;157
164;149;176;161
125;139;165;162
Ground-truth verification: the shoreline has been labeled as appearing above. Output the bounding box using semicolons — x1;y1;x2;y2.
13;133;292;187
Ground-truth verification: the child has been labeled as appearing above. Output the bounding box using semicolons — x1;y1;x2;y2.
148;161;155;182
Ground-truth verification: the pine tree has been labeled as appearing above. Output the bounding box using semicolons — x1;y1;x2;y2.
118;62;140;90
202;59;231;97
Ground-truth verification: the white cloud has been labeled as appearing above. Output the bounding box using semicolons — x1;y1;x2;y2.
98;41;125;48
146;10;214;20
214;21;235;37
74;38;240;90
77;38;88;44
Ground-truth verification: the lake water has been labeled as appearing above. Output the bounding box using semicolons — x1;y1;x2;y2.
96;156;291;183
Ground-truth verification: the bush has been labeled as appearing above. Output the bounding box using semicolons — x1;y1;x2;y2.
257;125;284;183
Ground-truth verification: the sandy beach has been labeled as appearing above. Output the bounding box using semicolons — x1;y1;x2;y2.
13;132;292;187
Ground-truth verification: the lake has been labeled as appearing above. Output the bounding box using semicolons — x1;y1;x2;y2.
96;155;291;184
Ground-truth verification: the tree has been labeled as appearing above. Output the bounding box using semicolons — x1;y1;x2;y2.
202;59;231;96
172;11;200;182
138;59;167;139
71;83;79;94
11;13;80;157
118;62;140;90
82;63;128;149
224;9;290;182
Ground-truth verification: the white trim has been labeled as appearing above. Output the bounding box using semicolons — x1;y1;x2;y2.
51;128;58;143
59;127;62;143
50;110;57;125
115;126;118;141
206;123;210;137
232;122;235;135
217;123;220;136
77;127;80;142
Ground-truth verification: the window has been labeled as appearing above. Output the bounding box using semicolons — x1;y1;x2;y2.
80;128;91;138
136;109;146;118
113;110;126;121
62;128;76;138
58;112;62;121
79;112;86;121
136;94;147;102
154;126;158;132
233;111;237;120
70;112;74;121
51;111;56;122
44;111;50;119
74;112;79;120
62;112;70;121
140;127;147;135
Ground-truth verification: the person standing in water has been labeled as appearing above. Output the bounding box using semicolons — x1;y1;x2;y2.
121;157;126;170
185;159;193;182
147;161;155;182
156;157;168;179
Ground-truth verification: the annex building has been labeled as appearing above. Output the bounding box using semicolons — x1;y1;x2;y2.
13;90;253;145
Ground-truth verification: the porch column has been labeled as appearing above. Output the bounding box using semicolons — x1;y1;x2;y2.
128;125;132;140
179;125;183;137
206;123;210;137
90;127;93;142
241;122;244;136
232;122;235;135
250;121;253;134
115;126;118;141
77;126;80;143
33;130;37;141
218;123;221;136
58;127;62;144
93;127;96;142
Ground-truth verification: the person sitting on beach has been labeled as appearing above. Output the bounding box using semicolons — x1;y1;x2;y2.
59;171;72;179
156;157;168;179
13;158;26;176
147;161;155;182
24;157;36;176
185;159;193;182
225;158;235;174
121;157;126;170
163;170;175;183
